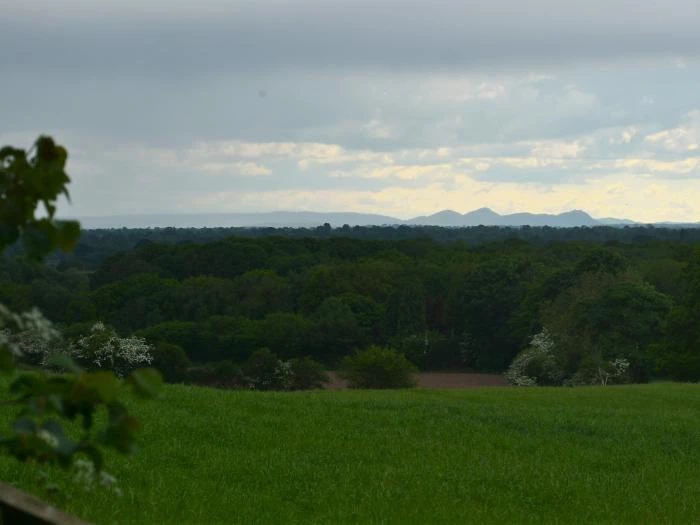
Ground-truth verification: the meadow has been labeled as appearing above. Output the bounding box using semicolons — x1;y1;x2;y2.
1;382;699;524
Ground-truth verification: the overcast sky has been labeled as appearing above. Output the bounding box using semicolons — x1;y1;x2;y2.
3;0;700;221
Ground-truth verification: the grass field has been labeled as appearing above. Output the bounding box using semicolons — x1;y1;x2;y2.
1;383;699;524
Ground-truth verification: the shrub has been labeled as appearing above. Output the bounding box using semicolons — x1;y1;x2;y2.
338;346;417;389
287;357;329;390
70;322;153;377
185;364;218;386
564;356;630;386
3;328;53;367
187;354;327;391
505;330;564;386
186;361;244;388
215;360;245;385
150;342;191;383
507;330;632;387
243;348;290;390
391;333;428;370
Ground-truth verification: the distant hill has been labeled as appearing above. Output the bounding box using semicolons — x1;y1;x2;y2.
405;209;467;226
75;208;689;229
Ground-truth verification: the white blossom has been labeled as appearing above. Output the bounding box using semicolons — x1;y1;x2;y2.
72;323;153;377
37;429;59;449
72;458;122;495
73;458;96;487
594;357;631;386
505;329;563;386
0;303;59;360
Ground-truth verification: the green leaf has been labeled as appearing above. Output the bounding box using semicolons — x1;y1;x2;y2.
13;417;37;435
41;421;77;465
81;371;120;403
55;220;81;252
0;345;15;374
102;404;140;455
21;220;57;260
46;394;65;414
128;368;163;399
10;373;41;396
45;353;82;373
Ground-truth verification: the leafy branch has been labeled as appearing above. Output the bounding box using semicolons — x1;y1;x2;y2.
0;136;161;475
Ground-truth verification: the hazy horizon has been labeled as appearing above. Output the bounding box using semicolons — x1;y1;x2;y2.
3;0;700;223
71;206;619;221
70;204;692;226
70;207;695;231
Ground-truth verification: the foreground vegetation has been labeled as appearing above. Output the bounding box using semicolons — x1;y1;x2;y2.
2;382;699;524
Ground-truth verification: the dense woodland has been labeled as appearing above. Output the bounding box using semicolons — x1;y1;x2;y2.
3;225;700;383
34;224;700;270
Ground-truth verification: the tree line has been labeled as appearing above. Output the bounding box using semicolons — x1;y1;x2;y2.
3;232;700;382
30;223;700;271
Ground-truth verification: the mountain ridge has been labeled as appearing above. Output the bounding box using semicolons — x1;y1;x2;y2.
71;208;672;229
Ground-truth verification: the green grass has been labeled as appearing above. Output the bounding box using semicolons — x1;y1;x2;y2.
2;383;700;524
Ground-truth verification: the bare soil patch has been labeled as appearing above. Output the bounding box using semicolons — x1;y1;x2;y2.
325;371;507;390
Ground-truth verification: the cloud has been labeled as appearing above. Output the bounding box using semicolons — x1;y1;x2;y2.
3;0;700;74
527;140;587;159
645;111;700;152
199;162;272;177
613;157;700;176
364;120;394;140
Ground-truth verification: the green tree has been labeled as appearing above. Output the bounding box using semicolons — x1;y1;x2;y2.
247;312;312;359
150;342;192;383
657;252;700;380
544;272;671;382
233;269;292;318
286;357;329;390
385;278;426;337
243;348;288;390
308;297;364;362
449;259;530;370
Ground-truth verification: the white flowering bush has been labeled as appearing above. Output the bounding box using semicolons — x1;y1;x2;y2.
505;329;564;386
243;348;292;390
71;322;153;377
597;358;631;386
567;357;631;386
239;349;328;390
0;304;60;364
10;329;54;365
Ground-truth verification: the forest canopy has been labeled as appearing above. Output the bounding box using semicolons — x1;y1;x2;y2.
4;227;700;383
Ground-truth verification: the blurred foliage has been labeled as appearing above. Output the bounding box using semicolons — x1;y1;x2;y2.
0;136;161;477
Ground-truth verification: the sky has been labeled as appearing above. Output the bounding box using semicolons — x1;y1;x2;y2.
3;0;700;222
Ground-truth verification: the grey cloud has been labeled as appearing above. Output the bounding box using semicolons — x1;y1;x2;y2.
3;0;700;75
